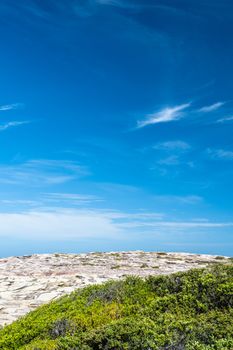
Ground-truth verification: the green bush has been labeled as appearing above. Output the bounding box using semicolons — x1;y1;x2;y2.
0;264;233;350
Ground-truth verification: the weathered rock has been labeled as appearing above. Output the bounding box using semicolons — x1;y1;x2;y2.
0;251;230;327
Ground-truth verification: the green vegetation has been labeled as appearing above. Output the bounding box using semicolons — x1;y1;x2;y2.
0;264;233;349
110;265;121;269
140;263;149;268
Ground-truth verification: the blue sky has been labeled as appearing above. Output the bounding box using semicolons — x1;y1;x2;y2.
0;0;233;257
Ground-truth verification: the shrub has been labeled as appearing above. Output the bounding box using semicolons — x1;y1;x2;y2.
0;264;233;350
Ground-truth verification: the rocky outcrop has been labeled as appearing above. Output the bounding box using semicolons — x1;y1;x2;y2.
0;251;229;327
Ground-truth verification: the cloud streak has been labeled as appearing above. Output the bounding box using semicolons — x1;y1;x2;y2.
0;121;30;131
153;140;191;151
198;102;225;113
137;103;191;128
96;0;124;6
0;159;89;186
0;209;121;240
217;116;233;123
44;192;103;205
0;103;22;111
207;148;233;161
150;140;193;171
136;99;229;129
0;207;231;240
153;195;203;205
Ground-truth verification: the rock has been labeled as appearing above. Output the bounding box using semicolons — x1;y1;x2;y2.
36;292;59;302
0;251;229;327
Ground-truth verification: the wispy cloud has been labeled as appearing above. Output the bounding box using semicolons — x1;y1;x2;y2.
0;103;22;111
153;140;191;151
198;102;225;113
0;207;164;240
0;121;30;131
156;156;194;170
119;220;233;230
153;195;203;205
44;192;103;205
148;221;233;229
0;207;231;240
217;116;233;123
96;0;123;6
136;100;229;129
95;0;141;10
0;194;103;210
151;140;193;170
206;148;233;161
0;159;89;186
0;199;40;207
158;155;180;166
137;103;191;128
0;209;121;240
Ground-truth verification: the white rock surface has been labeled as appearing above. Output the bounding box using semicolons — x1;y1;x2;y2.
0;251;230;327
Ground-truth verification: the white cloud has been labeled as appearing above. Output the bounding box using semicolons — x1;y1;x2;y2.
158;155;180;166
119;220;233;230
95;0;136;8
0;209;121;240
44;192;103;205
157;221;233;228
153;195;203;205
152;156;194;176
0;121;30;131
137;103;190;128
217;116;233;123
206;148;233;161
198;102;225;113
0;103;22;111
150;140;192;173
153;140;190;151
0;159;89;186
0;208;164;240
96;0;122;5
0;199;40;206
0;207;231;240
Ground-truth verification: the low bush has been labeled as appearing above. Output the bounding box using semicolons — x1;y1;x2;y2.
0;264;233;349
